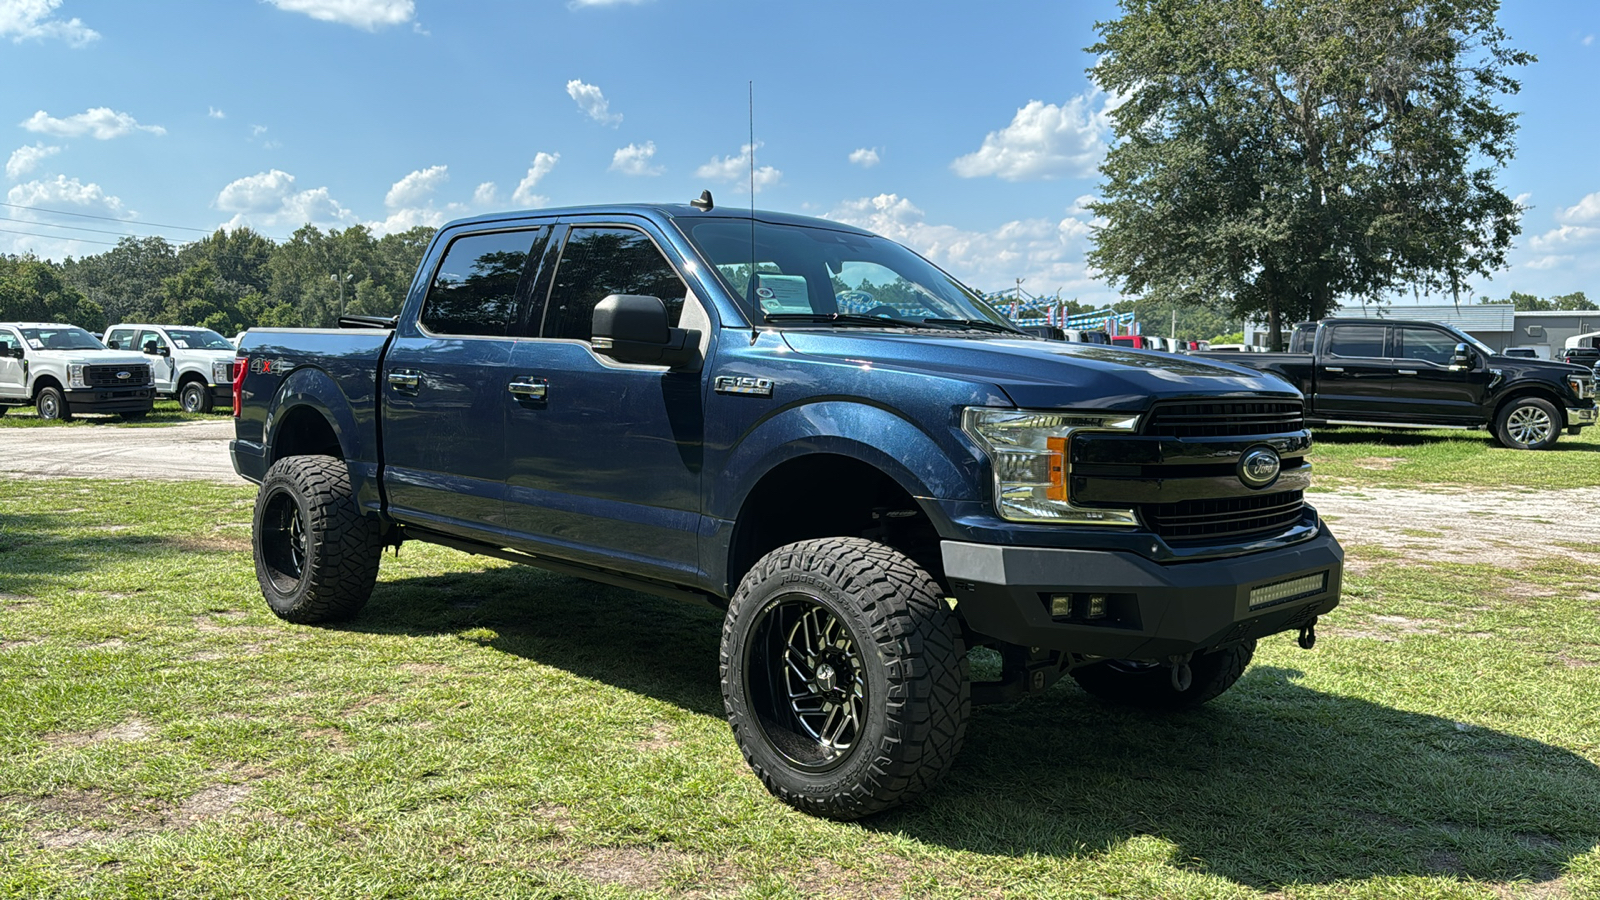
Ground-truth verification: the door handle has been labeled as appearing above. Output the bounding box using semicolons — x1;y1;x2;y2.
1324;366;1345;373
508;379;548;400
1397;369;1418;376
387;371;420;391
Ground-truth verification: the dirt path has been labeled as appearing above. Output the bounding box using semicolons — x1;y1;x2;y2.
0;420;239;484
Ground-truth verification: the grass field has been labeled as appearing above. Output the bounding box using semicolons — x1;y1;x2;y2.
2;471;1597;899
1309;425;1600;489
0;400;221;429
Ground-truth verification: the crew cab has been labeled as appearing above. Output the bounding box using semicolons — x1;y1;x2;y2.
231;202;1343;819
104;323;240;413
0;322;155;420
1199;318;1598;450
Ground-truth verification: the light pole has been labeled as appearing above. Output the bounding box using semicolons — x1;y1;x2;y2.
330;271;353;319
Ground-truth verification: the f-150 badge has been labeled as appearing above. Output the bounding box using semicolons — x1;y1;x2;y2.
714;375;774;397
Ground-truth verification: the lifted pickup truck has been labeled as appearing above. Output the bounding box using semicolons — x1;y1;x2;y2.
1199;318;1598;450
232;202;1343;819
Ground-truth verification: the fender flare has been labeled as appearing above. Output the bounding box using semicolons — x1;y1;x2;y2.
263;365;370;467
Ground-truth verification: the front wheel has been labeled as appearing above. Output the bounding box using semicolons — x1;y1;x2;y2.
36;386;70;421
179;380;212;414
252;455;382;623
1494;397;1561;450
720;538;970;820
1071;640;1255;709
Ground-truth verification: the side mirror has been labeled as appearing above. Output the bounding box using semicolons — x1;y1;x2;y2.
7;346;22;360
1450;343;1472;371
591;294;700;369
106;340;119;349
143;340;159;355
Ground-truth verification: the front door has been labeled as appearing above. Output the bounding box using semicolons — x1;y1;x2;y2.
503;222;707;583
137;328;177;394
1388;324;1485;421
0;329;25;400
380;226;547;541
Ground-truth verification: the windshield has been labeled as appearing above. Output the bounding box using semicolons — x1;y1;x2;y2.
685;219;1017;332
19;326;106;351
164;328;234;351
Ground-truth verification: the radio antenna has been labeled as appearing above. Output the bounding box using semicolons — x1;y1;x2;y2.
749;80;758;329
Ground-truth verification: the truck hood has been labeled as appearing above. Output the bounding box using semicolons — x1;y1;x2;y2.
37;350;151;367
778;331;1300;408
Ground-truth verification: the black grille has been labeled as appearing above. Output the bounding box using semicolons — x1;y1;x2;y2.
1143;490;1304;542
84;364;150;388
1143;400;1303;438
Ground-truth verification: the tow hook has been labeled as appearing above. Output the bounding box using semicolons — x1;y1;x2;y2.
1297;617;1318;650
1168;653;1193;692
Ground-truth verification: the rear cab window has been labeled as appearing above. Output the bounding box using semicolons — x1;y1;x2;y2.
419;229;548;337
1325;325;1387;359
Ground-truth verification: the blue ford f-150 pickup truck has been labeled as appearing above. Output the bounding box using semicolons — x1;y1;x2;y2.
231;200;1343;819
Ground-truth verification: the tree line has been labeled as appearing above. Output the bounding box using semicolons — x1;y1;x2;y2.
0;223;435;336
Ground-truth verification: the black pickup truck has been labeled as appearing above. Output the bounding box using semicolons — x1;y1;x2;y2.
1197;318;1598;449
232;201;1343;819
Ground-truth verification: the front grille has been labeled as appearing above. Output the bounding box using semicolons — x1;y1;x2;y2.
1142;400;1303;438
84;364;151;387
1142;490;1305;542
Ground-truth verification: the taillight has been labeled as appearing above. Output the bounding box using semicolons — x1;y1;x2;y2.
232;356;246;417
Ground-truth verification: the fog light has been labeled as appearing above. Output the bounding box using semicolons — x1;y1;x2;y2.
1050;594;1072;617
1085;594;1108;619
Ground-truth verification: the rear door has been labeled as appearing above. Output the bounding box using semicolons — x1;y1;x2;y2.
501;220;708;582
380;226;548;541
1313;323;1396;418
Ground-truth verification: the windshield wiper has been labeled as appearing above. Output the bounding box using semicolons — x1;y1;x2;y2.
762;313;926;329
919;317;1026;335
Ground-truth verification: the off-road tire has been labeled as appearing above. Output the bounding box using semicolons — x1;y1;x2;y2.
252;455;381;623
720;537;970;820
179;380;212;414
1493;396;1561;450
36;386;70;421
1071;640;1256;709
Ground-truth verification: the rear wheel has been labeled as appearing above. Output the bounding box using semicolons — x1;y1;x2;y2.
179;380;212;414
36;386;69;421
253;455;382;623
720;538;969;820
1071;641;1255;709
1494;396;1560;450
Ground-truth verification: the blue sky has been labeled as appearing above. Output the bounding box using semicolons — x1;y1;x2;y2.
2;0;1597;308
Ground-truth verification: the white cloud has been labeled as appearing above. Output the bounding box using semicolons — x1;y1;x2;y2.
0;0;98;46
2;175;127;257
695;143;781;193
251;124;268;137
20;107;165;140
1584;35;1594;47
208;107;226;119
513;152;559;205
1558;191;1600;224
826;193;1107;300
385;164;448;208
265;0;414;30
951;93;1116;182
473;182;498;206
6;143;62;179
566;79;622;127
848;147;881;168
609;141;662;176
215;169;355;231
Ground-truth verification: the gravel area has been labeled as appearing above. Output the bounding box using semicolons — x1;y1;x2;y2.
0;419;239;484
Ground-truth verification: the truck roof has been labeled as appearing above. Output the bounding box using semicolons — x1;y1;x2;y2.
440;203;876;236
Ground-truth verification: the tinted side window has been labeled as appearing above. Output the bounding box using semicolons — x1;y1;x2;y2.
107;328;135;350
1396;326;1456;366
420;230;543;337
0;331;18;353
138;329;167;353
1326;325;1386;359
540;227;687;341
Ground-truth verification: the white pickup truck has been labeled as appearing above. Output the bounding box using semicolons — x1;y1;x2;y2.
103;324;239;413
0;322;156;420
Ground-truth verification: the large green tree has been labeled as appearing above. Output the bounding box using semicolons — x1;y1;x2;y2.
58;236;181;324
0;255;107;332
1087;0;1532;348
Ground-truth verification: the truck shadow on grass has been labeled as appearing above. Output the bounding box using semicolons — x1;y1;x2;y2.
348;569;1599;892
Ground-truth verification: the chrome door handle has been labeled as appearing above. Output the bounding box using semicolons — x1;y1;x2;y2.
1398;369;1418;376
1324;366;1345;373
387;371;420;390
508;379;548;400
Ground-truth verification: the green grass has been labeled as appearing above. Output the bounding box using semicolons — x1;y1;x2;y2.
1310;425;1600;489
1;478;1597;899
0;399;223;428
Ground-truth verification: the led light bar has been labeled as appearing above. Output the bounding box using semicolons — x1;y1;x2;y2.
1248;572;1327;610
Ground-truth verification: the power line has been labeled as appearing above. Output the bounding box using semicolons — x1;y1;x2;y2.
0;201;213;234
0;213;192;244
0;226;120;247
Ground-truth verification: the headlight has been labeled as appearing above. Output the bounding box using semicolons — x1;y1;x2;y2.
1567;374;1595;400
67;364;87;388
962;407;1142;525
212;360;232;384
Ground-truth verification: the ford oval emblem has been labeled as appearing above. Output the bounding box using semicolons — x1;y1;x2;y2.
1238;446;1281;489
116;370;131;380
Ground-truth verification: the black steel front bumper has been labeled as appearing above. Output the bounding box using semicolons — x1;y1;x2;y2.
943;525;1342;660
63;387;155;414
